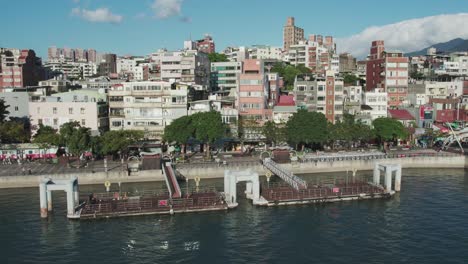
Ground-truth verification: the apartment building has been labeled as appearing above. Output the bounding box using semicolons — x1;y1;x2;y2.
248;45;283;60
29;89;108;135
108;81;190;139
293;72;343;123
366;40;409;108
288;36;337;75
151;50;210;87
238;59;270;120
210;61;242;102
283;17;304;52
0;48;44;90
361;88;388;125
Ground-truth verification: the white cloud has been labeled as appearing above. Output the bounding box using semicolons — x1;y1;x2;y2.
337;13;468;58
151;0;183;19
71;7;123;24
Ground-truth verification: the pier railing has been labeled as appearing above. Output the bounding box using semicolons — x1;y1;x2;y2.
300;151;460;163
262;182;385;201
263;158;307;191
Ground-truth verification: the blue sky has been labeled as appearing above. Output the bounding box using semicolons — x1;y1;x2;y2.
2;0;468;59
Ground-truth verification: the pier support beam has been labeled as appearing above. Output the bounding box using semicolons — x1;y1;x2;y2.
224;170;266;208
373;163;402;193
39;182;48;218
385;169;392;193
38;177;79;219
47;190;53;212
395;169;402;192
373;163;380;185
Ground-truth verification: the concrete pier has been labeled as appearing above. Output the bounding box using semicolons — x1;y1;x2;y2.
39;182;48;218
373;163;402;193
38;177;79;219
224;170;266;208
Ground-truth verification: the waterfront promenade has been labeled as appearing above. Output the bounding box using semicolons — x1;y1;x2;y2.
0;150;464;189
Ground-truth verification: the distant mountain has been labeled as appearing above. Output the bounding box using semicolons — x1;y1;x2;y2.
406;38;468;57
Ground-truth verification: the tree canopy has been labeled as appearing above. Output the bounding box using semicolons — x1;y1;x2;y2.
270;63;311;90
163;115;194;144
0;120;30;143
328;114;374;149
163;111;225;157
286;110;328;149
208;53;229;63
59;121;91;156
191;111;225;145
262;121;285;147
33;125;60;150
97;130;144;156
0;99;9;124
372;117;409;143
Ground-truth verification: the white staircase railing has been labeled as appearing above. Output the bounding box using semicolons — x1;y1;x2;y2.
263;158;308;191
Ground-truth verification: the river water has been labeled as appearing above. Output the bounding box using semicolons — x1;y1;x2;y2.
1;168;468;264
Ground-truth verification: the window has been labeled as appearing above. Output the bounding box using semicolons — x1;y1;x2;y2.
318;85;325;91
38;119;43;125
81;119;86;126
112;121;122;127
69;108;73;114
53;119;58;126
80;108;85;114
14;106;18;111
53;107;57;114
73;95;78;101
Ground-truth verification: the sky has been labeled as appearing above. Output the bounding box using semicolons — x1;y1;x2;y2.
2;0;468;59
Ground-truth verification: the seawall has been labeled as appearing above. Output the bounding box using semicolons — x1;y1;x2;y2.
0;170;164;189
177;155;467;178
0;155;465;189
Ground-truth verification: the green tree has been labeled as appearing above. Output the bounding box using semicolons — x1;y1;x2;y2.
271;63;311;90
0;99;9;124
329;114;374;149
208;53;229;63
33;125;60;152
286;110;328;150
192;111;225;158
59;122;91;160
372;117;409;145
0;121;30;143
262;121;286;147
163;115;194;153
98;130;144;157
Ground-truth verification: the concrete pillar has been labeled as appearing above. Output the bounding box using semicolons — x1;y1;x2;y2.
66;183;75;217
39;182;48;218
73;182;79;205
385;169;392;193
373;163;380;185
224;170;230;202
47;190;53;212
229;174;237;204
246;182;253;196
252;175;260;203
395;167;402;192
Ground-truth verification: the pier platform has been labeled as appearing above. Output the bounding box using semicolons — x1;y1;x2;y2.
260;181;391;206
78;189;228;220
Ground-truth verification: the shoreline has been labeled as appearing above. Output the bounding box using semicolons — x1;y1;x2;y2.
0;155;465;189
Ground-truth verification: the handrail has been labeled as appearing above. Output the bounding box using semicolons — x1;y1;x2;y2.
263;158;307;191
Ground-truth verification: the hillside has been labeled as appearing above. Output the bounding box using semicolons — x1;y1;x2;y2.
406;38;468;56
